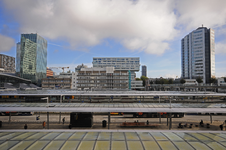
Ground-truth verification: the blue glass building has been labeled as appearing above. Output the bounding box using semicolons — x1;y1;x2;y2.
17;34;47;85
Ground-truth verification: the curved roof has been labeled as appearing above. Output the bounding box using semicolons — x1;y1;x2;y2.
0;131;226;150
0;73;31;83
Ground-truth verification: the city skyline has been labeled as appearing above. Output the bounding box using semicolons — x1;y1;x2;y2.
0;0;226;78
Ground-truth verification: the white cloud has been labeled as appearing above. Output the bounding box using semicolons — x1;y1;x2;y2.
2;0;178;55
215;42;226;54
176;0;226;30
0;34;15;52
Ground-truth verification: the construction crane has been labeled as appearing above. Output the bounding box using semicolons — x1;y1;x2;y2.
49;67;69;73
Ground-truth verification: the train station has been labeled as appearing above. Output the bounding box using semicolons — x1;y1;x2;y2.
0;90;226;149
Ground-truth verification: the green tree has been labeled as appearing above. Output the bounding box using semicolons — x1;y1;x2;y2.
168;79;173;84
135;78;141;81
180;78;185;84
140;76;148;86
210;77;216;84
224;77;226;82
150;80;154;84
196;77;203;83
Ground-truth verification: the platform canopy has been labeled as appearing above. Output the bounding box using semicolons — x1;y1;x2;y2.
1;90;226;97
0;131;226;150
0;103;226;113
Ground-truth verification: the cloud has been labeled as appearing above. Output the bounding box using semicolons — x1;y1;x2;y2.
176;0;226;30
0;34;15;52
2;0;178;55
215;42;226;54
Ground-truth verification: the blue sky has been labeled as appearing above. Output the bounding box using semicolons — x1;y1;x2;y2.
0;0;226;78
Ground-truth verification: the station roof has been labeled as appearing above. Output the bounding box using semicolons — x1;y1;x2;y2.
0;103;226;113
1;131;226;150
1;90;226;97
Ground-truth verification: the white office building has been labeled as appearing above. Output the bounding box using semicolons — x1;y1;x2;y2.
92;57;140;81
181;26;215;83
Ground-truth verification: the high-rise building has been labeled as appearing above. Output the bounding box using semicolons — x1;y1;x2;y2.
181;26;215;83
17;33;47;85
92;57;140;80
16;42;21;73
142;65;147;77
0;54;15;73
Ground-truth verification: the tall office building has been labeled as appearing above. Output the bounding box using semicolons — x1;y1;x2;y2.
92;57;140;80
17;33;47;85
142;65;147;77
16;42;21;73
181;26;215;83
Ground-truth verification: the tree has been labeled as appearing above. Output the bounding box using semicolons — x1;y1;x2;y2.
224;77;226;82
168;79;173;84
210;77;216;84
180;78;185;84
196;77;203;83
140;76;148;86
135;78;141;81
150;80;154;84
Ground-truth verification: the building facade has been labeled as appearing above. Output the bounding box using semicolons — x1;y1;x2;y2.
181;27;215;83
42;78;71;89
16;42;21;73
92;57;140;81
77;67;128;90
46;67;53;77
71;72;78;89
17;33;47;85
142;65;147;77
0;54;15;73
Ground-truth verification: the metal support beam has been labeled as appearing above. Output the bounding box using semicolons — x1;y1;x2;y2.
9;112;11;123
108;112;110;129
167;115;168;126
159;96;160;103
169;113;172;130
210;114;212;124
47;112;49;129
159;113;161;124
59;112;61;124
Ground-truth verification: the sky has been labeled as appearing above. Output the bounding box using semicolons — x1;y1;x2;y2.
0;0;226;78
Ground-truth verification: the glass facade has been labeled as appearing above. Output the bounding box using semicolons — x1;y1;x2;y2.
19;34;47;85
181;27;215;83
1;131;226;150
16;42;21;73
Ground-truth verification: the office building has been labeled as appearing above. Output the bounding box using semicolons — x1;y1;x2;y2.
181;26;215;83
46;67;54;77
142;65;147;77
92;57;140;81
16;42;21;73
75;64;87;72
71;72;78;89
42;78;71;89
77;67;128;90
0;54;15;73
17;33;47;85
